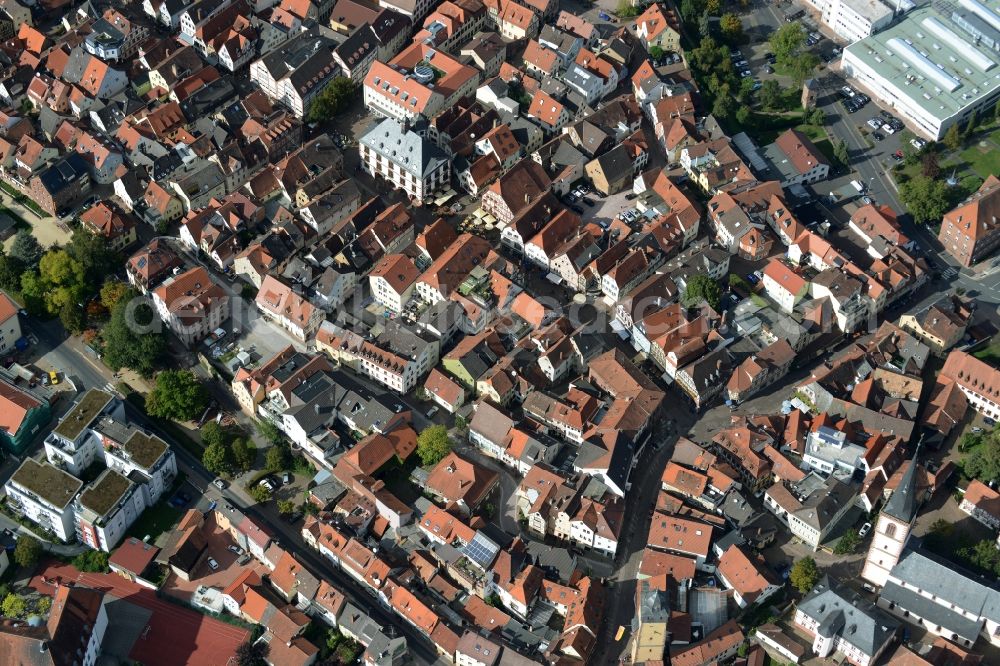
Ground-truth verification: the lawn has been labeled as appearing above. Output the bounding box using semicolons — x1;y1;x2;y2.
744;111;806;144
973;339;1000;365
959;136;1000;181
127;500;183;543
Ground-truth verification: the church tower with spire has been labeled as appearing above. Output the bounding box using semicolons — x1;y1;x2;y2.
861;448;921;587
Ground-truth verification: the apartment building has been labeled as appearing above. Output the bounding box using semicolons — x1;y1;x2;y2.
938;175;1000;267
5;459;83;541
152;266;231;346
75;469;146;552
940;350;1000;421
256;275;325;342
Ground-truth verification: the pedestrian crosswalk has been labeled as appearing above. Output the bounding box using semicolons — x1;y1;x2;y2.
102;382;122;397
940;267;958;280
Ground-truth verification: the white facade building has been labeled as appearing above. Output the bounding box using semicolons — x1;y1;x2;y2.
5;459;83;542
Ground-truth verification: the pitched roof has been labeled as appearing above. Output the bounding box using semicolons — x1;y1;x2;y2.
716;544;778;604
425;451;498;508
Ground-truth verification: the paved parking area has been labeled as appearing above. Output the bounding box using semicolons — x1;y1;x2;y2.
163;512;269;601
582;188;638;228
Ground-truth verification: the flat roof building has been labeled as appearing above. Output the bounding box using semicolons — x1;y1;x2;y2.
75;469;147;552
842;2;1000;139
5;458;83;541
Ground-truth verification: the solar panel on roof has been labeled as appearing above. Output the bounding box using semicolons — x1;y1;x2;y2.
463;531;500;568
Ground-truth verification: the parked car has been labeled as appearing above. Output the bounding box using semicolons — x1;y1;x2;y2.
426;405;439;418
746;273;760;285
227;545;243;555
207;558;219;571
910;138;927;150
581;197;596;207
867;118;881;129
213;478;228;490
260;478;275;492
842;86;855;97
282;472;292;485
569;205;584;214
872;132;884;142
881;123;896;135
859;522;872;538
49;370;59;385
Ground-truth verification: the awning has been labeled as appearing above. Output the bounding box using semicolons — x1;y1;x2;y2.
434;192;455;206
546;272;563;284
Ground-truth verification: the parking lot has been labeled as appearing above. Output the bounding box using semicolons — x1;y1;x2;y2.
163;510;269;602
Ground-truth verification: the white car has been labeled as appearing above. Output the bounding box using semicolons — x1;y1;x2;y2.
866;118;881;129
910;138;926;150
881;123;896;135
859;522;872;538
426;406;439;418
207;557;219;570
841;86;855;97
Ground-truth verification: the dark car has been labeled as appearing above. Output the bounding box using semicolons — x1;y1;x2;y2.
581;197;596;207
570;205;584;214
872;132;884;142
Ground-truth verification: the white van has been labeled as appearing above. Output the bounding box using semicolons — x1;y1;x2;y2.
851;180;866;193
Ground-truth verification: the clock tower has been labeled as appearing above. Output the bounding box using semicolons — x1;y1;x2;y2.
862;450;920;587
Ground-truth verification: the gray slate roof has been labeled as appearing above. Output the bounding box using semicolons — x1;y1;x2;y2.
360;118;449;179
798;576;897;657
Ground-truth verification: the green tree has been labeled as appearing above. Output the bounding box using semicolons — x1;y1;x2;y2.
417;425;452;467
680;0;703;24
964;430;1000;483
943;123;962;151
649;46;665;62
712;90;737;121
921;151;941;179
234;640;269;666
277;499;296;515
685;274;722;309
834;530;861;555
72;550;109;572
19;270;46;317
698;10;711;37
202;441;229;475
306;77;356;123
770;23;806;62
789;556;820;594
100;280;130;310
899;175;952;225
36;596;52;615
231;438;255;473
336;642;362;664
2;593;26;619
706;0;721;13
735;105;751;125
265;445;288;473
68;227;119;284
720;13;742;42
8;230;43;268
102;289;166;377
833;140;850;167
257;419;284;445
249;484;271;504
13;535;42;568
738;76;756;103
0;251;25;294
964;108;978;140
806;107;825;126
201;422;227;450
958;539;1000;575
59;300;85;333
145;370;209;421
786;52;819;86
454;415;468;432
758;80;782;110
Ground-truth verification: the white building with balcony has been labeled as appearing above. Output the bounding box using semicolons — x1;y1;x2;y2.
358;119;451;204
75;469;147;552
5;459;83;542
